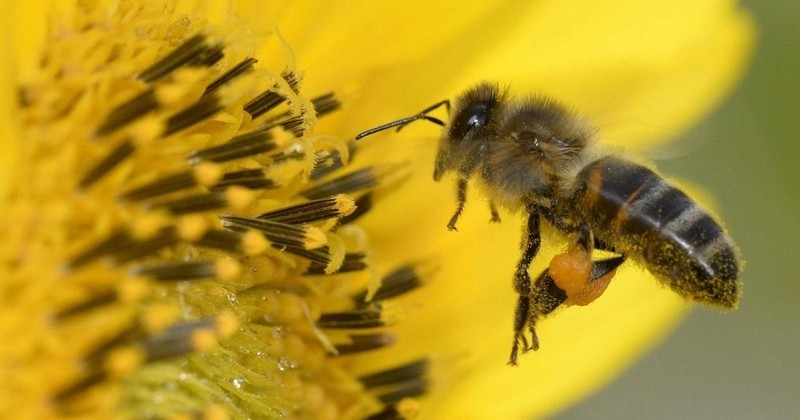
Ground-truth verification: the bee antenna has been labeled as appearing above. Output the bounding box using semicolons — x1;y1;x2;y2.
355;99;450;140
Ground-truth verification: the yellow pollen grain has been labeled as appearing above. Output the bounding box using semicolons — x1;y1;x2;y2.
130;211;170;240
142;305;181;333
191;329;219;352
155;69;208;106
567;269;616;307
194;162;223;186
226;186;256;210
317;401;339;420
275;293;305;324
214;259;241;281
177;214;209;241
203;405;230;420
333;194;356;217
303;226;327;250
397;398;422;418
105;346;146;377
156;83;193;107
131;117;163;145
301;383;326;413
241;230;270;255
214;311;240;338
117;277;151;303
283;334;306;361
549;244;592;297
301;345;325;373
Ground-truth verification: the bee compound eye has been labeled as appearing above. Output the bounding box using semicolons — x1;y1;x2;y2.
450;102;490;140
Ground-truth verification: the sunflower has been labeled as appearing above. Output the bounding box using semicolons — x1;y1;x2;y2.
0;0;753;419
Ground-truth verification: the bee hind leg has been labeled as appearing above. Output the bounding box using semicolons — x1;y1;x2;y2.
508;209;542;366
549;225;627;306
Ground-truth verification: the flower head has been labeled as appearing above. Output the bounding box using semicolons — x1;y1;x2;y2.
1;0;753;419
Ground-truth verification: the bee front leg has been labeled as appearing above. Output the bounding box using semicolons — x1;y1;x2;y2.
447;178;468;231
508;209;541;365
489;201;501;223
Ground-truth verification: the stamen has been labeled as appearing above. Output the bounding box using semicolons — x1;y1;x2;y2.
354;264;429;305
150;191;228;215
243;71;300;118
365;400;421;420
163;94;224;136
340;193;373;225
282;70;301;93
376;379;428;405
112;228;177;264
138;35;219;83
244;89;286;119
285;246;334;265
267;92;342;124
204;57;258;95
211;169;276;191
142;319;216;362
119;171;197;202
221;216;326;250
66;229;134;269
130;260;219;281
358;359;429;389
185;44;224;68
276;115;306;138
194;229;244;252
84;324;140;365
334;333;396;355
316;309;384;329
53;291;118;320
299;167;378;200
256;195;356;225
53;370;108;404
305;252;366;275
310;143;355;180
77;139;136;190
188;128;276;163
309;92;342;118
95;90;158;136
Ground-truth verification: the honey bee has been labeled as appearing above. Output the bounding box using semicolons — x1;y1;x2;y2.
356;82;742;365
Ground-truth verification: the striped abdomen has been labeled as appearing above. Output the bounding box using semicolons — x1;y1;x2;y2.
574;156;740;308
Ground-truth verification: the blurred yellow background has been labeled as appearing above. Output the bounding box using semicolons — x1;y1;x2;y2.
559;1;800;418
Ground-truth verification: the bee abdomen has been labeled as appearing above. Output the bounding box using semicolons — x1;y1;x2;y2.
577;156;740;308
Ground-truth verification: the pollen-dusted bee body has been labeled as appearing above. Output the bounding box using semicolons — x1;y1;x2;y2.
565;156;740;307
356;81;742;365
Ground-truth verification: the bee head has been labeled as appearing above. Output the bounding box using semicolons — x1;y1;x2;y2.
434;82;508;181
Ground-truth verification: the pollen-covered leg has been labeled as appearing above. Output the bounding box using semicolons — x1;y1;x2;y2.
509;294;536;366
447;178;469;231
508;210;541;365
549;224;625;306
509;254;625;364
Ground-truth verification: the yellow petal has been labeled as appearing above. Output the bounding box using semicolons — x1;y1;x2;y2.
2;1;752;418
342;3;753;418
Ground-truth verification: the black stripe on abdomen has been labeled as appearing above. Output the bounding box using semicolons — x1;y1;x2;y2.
579;156;740;307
